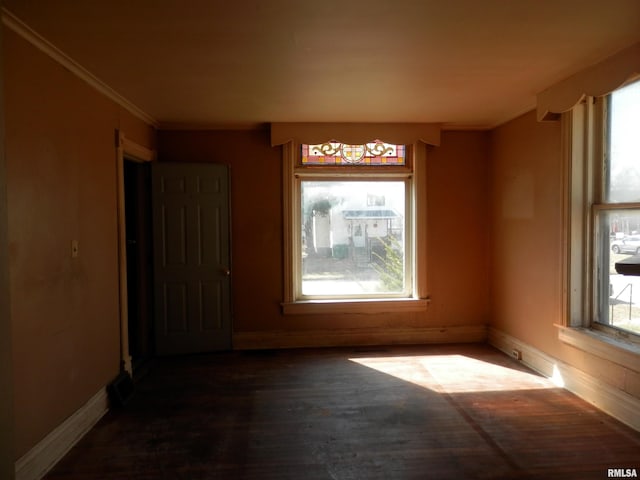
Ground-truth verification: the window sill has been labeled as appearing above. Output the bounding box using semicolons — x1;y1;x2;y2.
555;324;640;373
281;298;430;315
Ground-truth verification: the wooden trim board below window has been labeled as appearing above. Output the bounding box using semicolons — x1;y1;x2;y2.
234;325;487;350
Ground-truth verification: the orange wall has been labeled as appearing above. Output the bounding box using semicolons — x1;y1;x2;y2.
489;110;563;353
158;129;490;334
4;28;155;457
427;131;490;326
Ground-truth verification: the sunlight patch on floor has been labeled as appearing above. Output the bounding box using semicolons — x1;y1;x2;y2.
349;354;554;393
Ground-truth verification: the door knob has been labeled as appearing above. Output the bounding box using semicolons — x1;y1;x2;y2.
221;267;231;276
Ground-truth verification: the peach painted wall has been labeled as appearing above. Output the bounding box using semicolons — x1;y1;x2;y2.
3;28;155;458
490;110;640;401
490;110;563;353
427;131;490;327
158;129;490;334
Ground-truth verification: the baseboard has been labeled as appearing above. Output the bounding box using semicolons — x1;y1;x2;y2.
15;387;109;480
488;328;557;377
234;325;487;350
488;327;640;432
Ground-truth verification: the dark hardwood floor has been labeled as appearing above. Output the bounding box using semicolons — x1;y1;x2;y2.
45;344;640;480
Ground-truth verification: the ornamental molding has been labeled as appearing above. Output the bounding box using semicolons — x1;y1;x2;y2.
537;42;640;121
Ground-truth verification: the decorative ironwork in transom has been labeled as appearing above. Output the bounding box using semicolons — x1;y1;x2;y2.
301;140;405;165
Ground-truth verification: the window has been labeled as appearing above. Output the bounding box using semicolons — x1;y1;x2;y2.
594;80;640;337
548;49;639;428
300;141;410;300
301;179;408;297
280;136;429;314
565;78;640;341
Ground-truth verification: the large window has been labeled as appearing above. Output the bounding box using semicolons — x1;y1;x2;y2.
594;80;640;337
301;179;408;298
299;141;411;300
281;136;428;314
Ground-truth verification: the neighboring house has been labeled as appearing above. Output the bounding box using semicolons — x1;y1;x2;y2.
310;205;401;257
305;185;403;259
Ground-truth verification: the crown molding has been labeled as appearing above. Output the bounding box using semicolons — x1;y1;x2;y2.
1;7;158;128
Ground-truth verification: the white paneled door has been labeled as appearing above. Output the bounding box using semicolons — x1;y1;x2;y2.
152;163;231;355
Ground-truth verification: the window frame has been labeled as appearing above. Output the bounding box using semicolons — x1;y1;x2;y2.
562;81;640;348
592;82;640;340
297;173;412;301
281;140;429;315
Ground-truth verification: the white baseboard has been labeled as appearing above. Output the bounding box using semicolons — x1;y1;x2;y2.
234;325;487;350
488;327;640;431
15;387;109;480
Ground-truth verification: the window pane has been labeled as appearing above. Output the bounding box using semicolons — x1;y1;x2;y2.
302;141;405;165
301;181;407;297
606;80;640;203
597;210;640;335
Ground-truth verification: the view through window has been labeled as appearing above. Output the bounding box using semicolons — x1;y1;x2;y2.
297;141;412;300
598;79;640;335
301;180;407;296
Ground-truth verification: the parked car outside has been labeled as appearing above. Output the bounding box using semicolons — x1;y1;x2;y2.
611;235;640;254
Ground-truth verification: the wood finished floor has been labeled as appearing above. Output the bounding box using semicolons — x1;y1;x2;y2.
45;344;640;480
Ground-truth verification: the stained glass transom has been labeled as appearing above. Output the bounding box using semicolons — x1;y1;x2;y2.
301;140;405;165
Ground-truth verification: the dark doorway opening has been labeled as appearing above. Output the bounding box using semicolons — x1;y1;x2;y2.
124;159;154;376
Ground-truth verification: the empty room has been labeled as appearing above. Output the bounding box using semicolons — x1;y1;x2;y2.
1;1;639;479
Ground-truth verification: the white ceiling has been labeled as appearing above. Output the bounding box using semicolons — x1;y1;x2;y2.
4;0;640;129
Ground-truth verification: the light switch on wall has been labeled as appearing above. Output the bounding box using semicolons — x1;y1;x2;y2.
71;240;79;258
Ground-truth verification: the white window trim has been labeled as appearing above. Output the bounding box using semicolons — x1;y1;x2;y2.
562;97;600;329
559;93;640;365
280;140;429;315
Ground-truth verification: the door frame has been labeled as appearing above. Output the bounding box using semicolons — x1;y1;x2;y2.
0;13;16;478
116;131;155;374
